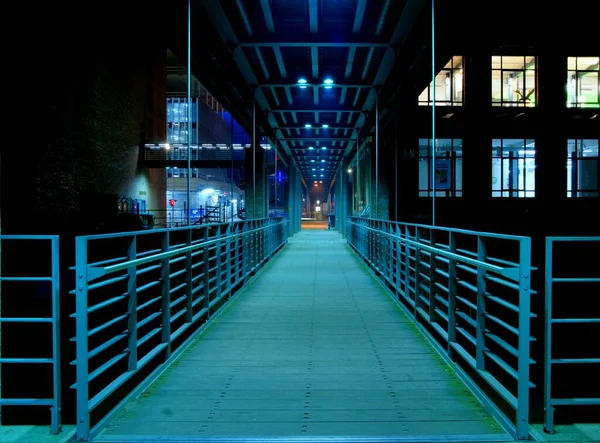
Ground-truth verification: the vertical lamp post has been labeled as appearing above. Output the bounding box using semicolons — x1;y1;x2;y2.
186;0;192;226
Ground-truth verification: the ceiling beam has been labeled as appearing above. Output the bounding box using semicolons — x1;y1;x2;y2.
257;83;374;88
269;109;364;114
259;0;276;33
308;0;319;33
237;42;389;48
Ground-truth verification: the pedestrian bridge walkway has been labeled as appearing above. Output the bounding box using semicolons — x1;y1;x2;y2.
5;219;598;442
94;230;511;442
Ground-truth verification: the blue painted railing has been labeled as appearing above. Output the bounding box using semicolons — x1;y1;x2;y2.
544;236;600;433
0;235;62;434
71;218;287;442
346;217;535;440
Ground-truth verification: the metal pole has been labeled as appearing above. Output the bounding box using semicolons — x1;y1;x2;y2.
394;116;398;221
231;112;234;223
186;0;192;226
431;0;436;226
274;148;278;215
375;92;379;219
356;139;360;216
252;95;256;219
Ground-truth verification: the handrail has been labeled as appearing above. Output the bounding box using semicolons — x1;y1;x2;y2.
73;218;288;442
0;235;62;434
346;217;534;441
94;224;274;278
359;224;510;277
544;236;600;433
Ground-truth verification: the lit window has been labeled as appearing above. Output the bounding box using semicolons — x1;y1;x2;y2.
567;57;599;108
418;56;464;106
567;139;599;197
418;138;463;197
491;56;536;107
491;139;535;198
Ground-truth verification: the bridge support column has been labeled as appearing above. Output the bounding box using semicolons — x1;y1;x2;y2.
245;136;267;219
286;166;301;236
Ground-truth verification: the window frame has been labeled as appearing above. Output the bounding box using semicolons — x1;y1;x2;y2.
567;138;599;197
491;56;537;108
567;56;599;109
491;138;536;198
418;56;464;107
418;138;463;197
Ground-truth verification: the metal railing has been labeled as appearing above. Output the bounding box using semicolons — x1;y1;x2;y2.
346;217;535;440
544;236;600;433
72;218;287;442
0;235;62;434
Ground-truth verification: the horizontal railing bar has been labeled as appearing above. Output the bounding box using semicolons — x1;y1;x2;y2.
0;317;52;323
456;295;477;311
550;398;600;406
484;351;519;381
138;311;161;329
348;217;530;240
456;311;477;328
550;358;600;364
456;326;476;346
138;327;161;348
88;314;128;338
137;264;162;276
192;296;205;307
88;343;168;412
0;277;52;282
552;318;600;324
98;224;281;275
88;333;128;361
552;277;600;283
450;342;518;409
485;274;519;291
457;279;477;293
0;399;54;406
485;313;519;335
169;294;187;309
170;307;187;324
136;248;162;258
137;296;161;312
0;358;53;364
169;282;187;295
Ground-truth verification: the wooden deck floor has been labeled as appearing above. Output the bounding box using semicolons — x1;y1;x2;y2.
95;230;513;443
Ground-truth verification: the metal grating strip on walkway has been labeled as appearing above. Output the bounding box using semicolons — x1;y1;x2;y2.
95;230;513;443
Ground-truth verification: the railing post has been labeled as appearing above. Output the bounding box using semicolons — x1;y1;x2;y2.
404;225;411;304
185;228;193;322
126;235;138;370
225;223;232;299
475;235;487;369
75;237;90;442
160;231;171;358
215;226;222;301
414;227;422;318
50;237;62;434
516;237;531;440
447;232;458;360
395;224;401;298
429;229;437;321
203;228;210;317
544;237;555;433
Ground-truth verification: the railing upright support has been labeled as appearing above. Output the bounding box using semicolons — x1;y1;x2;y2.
50;237;62;435
447;231;458;360
75;237;90;442
127;235;138;370
516;237;532;440
160;231;172;358
475;235;487;370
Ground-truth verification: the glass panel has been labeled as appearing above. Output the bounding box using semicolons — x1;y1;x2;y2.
567;139;599;197
419;57;464;106
492;56;536;107
492;139;536;197
566;56;600;108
